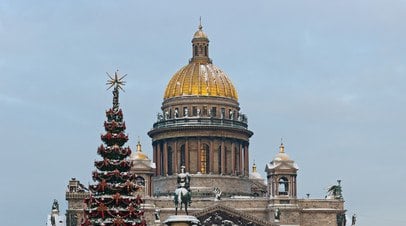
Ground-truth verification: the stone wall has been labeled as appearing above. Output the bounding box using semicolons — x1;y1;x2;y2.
153;174;252;196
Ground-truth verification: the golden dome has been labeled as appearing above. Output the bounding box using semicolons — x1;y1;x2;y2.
130;141;149;160
164;62;238;100
164;24;238;100
273;143;291;161
193;24;208;39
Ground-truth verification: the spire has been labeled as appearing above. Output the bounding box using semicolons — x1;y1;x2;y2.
279;139;285;153
136;138;142;152
252;162;257;173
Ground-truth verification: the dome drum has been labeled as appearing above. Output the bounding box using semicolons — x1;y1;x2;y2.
150;118;251;139
159;96;243;126
148;126;253;143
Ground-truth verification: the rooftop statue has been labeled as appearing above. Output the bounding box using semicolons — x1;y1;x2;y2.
174;166;191;215
52;199;59;212
326;180;343;199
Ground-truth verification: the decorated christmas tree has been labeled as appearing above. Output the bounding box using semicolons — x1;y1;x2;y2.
82;71;146;226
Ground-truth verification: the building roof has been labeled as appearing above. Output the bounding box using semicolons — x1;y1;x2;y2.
163;24;238;100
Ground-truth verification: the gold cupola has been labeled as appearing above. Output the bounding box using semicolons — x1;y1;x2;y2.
163;23;238;100
130;140;149;160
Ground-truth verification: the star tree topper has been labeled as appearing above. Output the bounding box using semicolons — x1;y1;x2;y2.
106;70;127;92
106;70;127;110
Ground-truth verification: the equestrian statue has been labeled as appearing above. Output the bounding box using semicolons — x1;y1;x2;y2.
174;165;192;215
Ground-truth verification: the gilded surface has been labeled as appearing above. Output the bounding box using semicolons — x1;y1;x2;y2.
164;62;238;100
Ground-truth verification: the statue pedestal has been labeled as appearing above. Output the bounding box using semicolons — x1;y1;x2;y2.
163;215;200;226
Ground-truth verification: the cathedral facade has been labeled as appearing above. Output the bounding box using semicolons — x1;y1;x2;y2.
65;24;346;226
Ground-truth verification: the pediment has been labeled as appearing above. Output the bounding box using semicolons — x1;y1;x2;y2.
266;162;298;172
194;204;272;226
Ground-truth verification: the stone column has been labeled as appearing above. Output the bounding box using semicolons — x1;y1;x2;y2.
210;139;214;173
153;144;157;175
239;142;243;176
185;139;189;171
174;141;178;173
221;140;225;174
197;139;201;173
231;142;235;175
157;143;161;176
244;144;249;176
164;142;168;175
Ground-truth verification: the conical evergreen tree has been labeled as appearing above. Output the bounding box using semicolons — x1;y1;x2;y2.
82;71;146;226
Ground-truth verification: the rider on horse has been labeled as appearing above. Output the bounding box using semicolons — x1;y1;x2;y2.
174;166;191;215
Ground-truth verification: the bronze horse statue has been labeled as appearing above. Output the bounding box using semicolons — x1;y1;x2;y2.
174;186;191;215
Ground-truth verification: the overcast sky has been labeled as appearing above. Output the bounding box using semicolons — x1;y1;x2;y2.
1;1;405;226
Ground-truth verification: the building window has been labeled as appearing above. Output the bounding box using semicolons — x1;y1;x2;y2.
278;177;289;195
221;108;225;119
192;106;197;116
194;45;198;56
203;106;208;116
136;176;145;186
211;107;217;117
200;144;210;174
168;146;173;175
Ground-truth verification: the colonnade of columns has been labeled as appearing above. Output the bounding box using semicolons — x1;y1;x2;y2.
153;138;249;177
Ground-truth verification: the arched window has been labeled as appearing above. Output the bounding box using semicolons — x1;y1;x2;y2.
194;45;198;56
167;146;173;175
180;145;186;169
200;144;210;174
278;177;289;195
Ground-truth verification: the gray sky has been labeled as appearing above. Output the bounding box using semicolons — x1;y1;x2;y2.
1;1;405;225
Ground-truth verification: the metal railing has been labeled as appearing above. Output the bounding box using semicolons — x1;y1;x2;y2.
152;117;249;130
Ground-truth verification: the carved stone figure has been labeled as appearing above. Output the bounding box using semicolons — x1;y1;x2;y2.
274;208;280;221
184;108;189;117
213;187;222;201
52;199;59;212
352;214;356;225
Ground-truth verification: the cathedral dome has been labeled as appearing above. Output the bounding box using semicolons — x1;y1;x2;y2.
164;24;238;100
164;62;238;100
